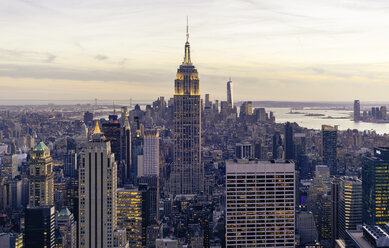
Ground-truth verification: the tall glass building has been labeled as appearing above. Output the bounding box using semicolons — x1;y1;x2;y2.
363;147;389;226
322;125;338;175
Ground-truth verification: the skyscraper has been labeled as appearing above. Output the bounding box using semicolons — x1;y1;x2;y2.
24;205;56;248
226;160;295;247
64;150;77;178
170;22;203;194
28;142;54;207
117;187;143;248
338;177;362;240
132;117;144;185
363;147;389;226
272;131;283;159
285;122;294;160
78;122;117;248
57;207;77;248
322;125;338;175
227;77;233;107
102;115;121;162
354;100;360;121
143;129;159;177
120;112;131;184
0;154;18;181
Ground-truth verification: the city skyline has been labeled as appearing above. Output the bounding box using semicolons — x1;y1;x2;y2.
2;0;389;102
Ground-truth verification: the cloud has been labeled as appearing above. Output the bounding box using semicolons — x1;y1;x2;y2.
95;54;108;61
44;54;56;63
0;49;57;64
0;63;168;86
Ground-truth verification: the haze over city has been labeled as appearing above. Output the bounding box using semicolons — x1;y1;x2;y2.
2;0;389;102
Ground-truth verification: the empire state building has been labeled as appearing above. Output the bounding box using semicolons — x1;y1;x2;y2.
170;23;203;194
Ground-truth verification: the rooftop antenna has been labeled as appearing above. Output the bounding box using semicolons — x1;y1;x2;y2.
113;101;116;115
186;16;189;42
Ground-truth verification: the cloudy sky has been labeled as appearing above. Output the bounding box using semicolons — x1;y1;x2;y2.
1;0;389;103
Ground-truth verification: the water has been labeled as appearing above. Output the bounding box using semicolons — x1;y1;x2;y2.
267;108;389;134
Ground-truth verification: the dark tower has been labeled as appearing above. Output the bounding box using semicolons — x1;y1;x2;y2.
322;125;337;175
284;122;294;160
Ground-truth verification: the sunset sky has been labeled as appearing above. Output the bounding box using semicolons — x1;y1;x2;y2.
1;0;389;103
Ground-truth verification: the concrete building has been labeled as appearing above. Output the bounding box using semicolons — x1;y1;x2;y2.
143;129;159;177
226;160;295;247
79;122;117;248
338;177;362;240
57;207;77;248
28;142;54;207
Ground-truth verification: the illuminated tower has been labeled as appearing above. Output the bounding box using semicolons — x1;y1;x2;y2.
171;20;203;194
28;142;54;207
227;77;233;107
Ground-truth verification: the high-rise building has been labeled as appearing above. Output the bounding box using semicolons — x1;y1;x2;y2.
272;132;283;159
0;154;18;180
227;78;233;107
28;142;54;207
239;101;252;117
102;116;121;163
78;122;117;248
142;130;159;177
64;150;77;178
354;100;360;121
363;147;389;226
170;22;203;195
226;160;295;247
331;178;340;248
117;187;143;248
120;112;131;184
380;106;387;120
285;122;294;160
84;111;94;126
57;207;77;248
138;176;159;223
132;117;144;185
296;209;318;245
338;177;362;240
204;94;211;109
322;125;337;175
24;206;56;248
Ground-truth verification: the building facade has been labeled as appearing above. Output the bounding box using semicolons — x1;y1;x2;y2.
24;206;56;248
226;160;295;247
322;125;338;175
362;147;389;226
78;125;117;248
143;129;159;177
28;142;54;207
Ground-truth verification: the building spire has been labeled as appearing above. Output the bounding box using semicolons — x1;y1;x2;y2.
183;17;191;65
186;16;189;42
92;120;101;135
